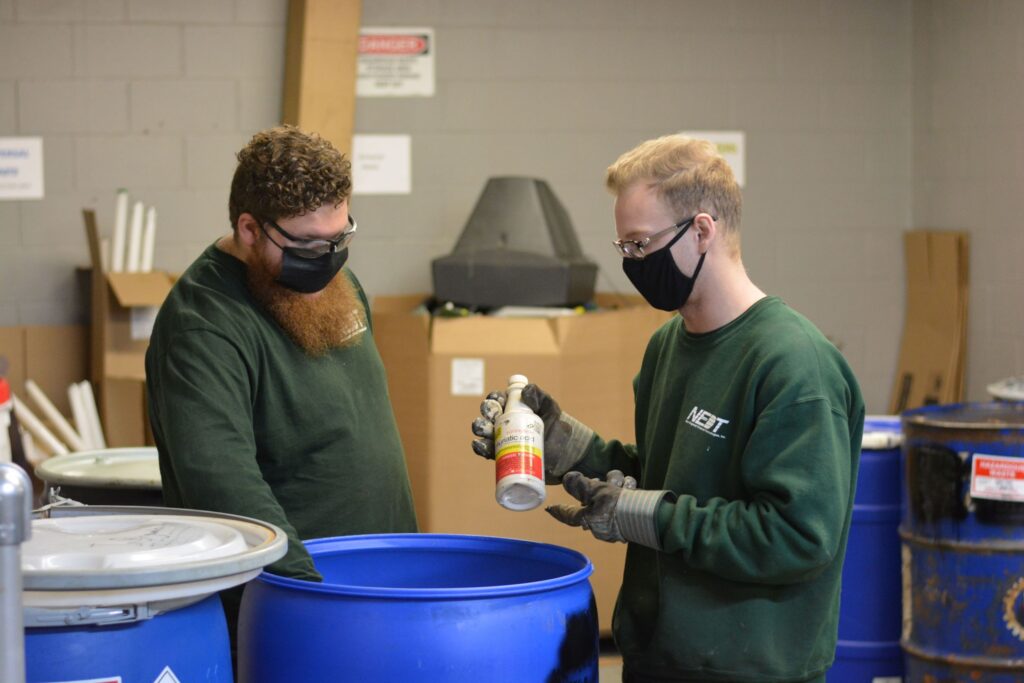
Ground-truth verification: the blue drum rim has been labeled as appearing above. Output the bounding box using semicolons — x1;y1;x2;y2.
256;533;595;599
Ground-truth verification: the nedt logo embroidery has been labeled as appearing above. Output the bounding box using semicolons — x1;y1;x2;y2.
686;406;730;439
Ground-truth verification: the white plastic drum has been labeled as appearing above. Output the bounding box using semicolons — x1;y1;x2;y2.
34;446;162;506
22;506;286;683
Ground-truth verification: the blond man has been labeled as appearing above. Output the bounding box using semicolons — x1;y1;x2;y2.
473;134;864;682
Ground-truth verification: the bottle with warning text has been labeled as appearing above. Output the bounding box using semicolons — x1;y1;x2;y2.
494;374;546;511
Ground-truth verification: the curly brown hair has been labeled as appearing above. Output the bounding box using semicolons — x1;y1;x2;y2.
228;125;352;229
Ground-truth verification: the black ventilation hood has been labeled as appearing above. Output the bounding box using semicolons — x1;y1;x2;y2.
431;177;598;308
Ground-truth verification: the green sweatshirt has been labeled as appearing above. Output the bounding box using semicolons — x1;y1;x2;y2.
145;244;418;582
577;297;864;683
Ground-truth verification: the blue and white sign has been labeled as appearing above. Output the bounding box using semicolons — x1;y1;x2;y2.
0;137;44;200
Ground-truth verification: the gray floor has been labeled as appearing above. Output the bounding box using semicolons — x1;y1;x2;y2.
599;656;623;682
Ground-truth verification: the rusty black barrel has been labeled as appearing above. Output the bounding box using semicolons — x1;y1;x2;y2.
900;402;1024;681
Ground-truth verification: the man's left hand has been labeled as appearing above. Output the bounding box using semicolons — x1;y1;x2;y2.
546;470;675;549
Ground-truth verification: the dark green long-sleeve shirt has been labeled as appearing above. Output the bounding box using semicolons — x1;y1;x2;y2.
576;297;864;683
145;244;417;581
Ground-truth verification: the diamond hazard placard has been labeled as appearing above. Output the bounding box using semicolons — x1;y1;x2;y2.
970;454;1024;502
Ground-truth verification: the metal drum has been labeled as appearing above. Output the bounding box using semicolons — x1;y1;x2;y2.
900;402;1024;681
23;505;286;683
238;533;599;682
831;416;904;683
34;447;162;506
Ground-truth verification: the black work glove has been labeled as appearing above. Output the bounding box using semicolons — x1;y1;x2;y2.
471;383;595;483
546;470;675;550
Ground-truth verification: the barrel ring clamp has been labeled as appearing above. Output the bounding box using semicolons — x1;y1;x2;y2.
1003;576;1024;641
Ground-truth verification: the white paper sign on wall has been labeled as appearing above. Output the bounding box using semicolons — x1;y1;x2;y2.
357;27;435;97
0;137;44;200
451;358;485;396
352;134;411;195
680;131;746;187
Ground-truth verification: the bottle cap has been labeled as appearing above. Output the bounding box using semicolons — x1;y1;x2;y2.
508;374;529;387
0;377;10;405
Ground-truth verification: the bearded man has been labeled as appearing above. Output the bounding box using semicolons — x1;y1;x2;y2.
145;126;417;657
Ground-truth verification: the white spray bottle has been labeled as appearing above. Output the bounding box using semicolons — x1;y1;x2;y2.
495;374;546;511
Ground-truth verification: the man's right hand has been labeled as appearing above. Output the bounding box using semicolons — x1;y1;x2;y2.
471;383;595;483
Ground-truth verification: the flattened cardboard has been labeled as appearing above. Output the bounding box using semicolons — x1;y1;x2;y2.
373;294;671;633
889;230;969;413
283;0;361;156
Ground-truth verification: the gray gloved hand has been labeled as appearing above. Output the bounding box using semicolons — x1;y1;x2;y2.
471;383;595;483
546;470;675;550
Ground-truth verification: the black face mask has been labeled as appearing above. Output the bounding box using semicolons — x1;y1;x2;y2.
276;247;349;293
622;223;705;311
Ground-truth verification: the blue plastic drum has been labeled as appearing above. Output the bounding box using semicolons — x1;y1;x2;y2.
26;594;231;682
238;533;599;683
900;402;1024;682
830;416;905;683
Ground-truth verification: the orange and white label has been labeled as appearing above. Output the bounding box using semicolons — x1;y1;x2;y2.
970;454;1024;502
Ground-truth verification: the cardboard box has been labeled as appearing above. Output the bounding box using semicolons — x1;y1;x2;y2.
0;325;89;416
83;209;173;446
373;294;671;633
0;324;88;492
889;230;969;413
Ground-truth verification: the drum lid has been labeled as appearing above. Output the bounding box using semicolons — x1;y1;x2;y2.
22;506;286;606
987;376;1024;402
34;447;161;489
904;401;1024;430
862;415;901;449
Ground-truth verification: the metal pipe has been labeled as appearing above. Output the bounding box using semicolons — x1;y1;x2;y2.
0;462;32;683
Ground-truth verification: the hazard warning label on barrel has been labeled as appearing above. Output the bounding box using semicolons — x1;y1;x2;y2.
970;454;1024;502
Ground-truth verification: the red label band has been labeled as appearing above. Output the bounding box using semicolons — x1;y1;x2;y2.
496;452;543;481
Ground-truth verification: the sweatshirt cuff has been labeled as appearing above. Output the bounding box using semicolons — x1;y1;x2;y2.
616;488;675;550
561;412;596;465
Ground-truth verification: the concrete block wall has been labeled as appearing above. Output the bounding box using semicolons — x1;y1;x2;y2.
912;0;1024;401
0;0;928;412
353;0;912;412
0;0;286;327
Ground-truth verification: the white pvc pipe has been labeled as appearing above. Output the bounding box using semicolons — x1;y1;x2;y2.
67;383;93;450
140;206;157;273
126;200;144;273
25;380;85;452
11;396;68;456
111;189;129;273
79;381;107;449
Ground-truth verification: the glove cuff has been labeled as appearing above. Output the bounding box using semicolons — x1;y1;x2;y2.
616;488;674;550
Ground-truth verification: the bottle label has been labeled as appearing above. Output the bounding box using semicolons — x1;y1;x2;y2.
495;417;544;482
496;445;543;480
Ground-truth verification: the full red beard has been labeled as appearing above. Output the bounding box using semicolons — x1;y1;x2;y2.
245;250;366;356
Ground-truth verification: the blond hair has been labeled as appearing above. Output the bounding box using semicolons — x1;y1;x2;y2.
606;134;742;246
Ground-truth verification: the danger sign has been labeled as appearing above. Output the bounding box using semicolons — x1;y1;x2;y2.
358;27;435;97
970;454;1024;502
